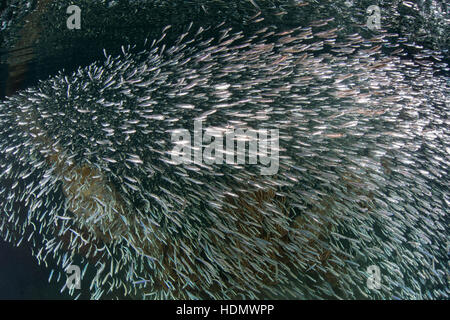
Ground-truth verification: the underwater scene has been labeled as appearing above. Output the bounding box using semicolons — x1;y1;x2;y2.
0;0;448;300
